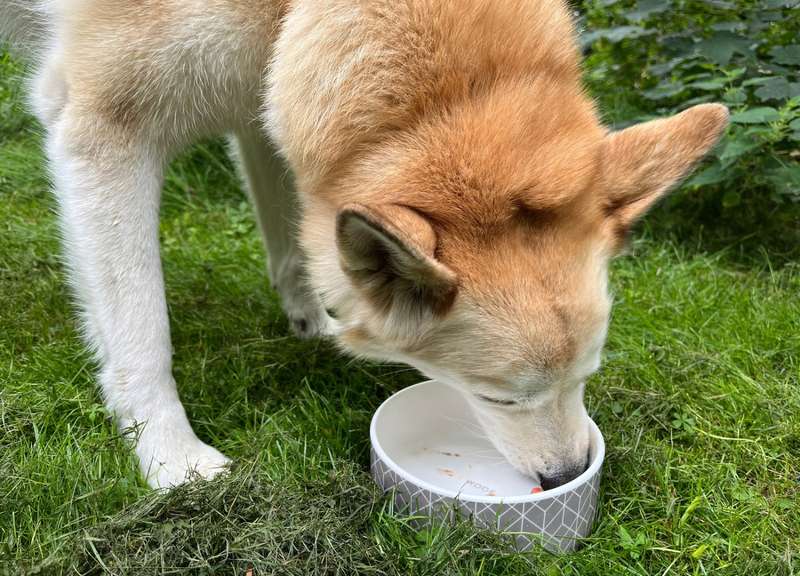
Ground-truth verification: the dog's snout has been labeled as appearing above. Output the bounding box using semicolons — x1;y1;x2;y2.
540;461;586;490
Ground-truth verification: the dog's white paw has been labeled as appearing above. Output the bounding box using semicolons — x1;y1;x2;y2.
286;300;339;339
141;440;230;489
276;277;338;339
270;251;338;339
129;414;231;489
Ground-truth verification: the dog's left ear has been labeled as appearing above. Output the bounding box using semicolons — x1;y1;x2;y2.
602;103;729;242
336;203;458;321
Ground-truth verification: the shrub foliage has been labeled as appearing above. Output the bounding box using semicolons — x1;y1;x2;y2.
580;0;800;208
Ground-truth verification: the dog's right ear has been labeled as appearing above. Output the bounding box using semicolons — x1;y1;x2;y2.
336;203;458;323
601;103;729;248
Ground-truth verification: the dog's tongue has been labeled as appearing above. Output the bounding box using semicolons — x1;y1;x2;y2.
530;486;544;494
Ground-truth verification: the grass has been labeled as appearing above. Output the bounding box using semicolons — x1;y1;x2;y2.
1;49;798;575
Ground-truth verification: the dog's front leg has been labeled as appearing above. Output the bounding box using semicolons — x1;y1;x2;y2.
48;110;229;488
232;129;336;338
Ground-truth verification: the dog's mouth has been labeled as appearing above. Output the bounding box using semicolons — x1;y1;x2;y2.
538;451;590;490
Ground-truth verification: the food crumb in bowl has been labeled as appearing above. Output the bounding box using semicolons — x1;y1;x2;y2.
439;451;461;457
437;467;456;477
530;486;543;494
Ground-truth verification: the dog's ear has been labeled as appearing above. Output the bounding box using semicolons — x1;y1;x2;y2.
336;203;458;320
602;103;729;244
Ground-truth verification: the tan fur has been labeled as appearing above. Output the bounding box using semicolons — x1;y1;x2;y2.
7;0;729;487
56;0;283;145
272;0;727;482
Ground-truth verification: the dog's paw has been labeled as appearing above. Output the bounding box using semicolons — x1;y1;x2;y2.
270;253;338;339
141;439;230;489
288;304;339;339
278;280;339;339
131;417;231;489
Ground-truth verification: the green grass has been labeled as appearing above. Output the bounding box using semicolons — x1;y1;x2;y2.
1;50;798;575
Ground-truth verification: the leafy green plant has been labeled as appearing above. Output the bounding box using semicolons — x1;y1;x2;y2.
670;411;696;432
618;525;650;559
580;0;800;207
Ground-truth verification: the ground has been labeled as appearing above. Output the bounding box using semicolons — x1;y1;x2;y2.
1;51;798;575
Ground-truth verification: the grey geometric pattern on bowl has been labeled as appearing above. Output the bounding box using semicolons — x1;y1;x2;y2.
371;448;601;553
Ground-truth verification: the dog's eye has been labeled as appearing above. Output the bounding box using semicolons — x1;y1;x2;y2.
475;394;517;406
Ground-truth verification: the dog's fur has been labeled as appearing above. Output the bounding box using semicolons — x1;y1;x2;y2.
1;0;728;489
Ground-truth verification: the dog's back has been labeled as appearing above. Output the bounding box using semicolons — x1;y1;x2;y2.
2;0;286;141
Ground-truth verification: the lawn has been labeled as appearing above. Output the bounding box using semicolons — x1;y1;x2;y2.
1;49;798;575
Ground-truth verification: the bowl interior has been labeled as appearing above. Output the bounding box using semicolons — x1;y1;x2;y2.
372;380;602;500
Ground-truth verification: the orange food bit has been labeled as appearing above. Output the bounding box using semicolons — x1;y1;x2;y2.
530;486;543;494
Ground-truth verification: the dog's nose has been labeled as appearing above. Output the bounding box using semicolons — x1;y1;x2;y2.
540;461;586;490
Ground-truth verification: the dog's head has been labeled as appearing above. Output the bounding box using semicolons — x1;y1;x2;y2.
304;87;728;488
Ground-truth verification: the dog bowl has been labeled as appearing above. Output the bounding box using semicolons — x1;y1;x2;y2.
370;380;604;553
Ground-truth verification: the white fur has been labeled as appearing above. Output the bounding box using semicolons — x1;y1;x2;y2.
230;128;336;338
0;1;49;54
4;0;334;487
46;101;233;487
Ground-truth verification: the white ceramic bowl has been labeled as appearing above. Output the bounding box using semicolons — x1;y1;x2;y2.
370;380;604;553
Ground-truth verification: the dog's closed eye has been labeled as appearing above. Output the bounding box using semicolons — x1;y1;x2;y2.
475;394;517;406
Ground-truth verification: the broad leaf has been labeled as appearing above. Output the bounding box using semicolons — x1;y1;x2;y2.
642;82;686;100
696;31;755;65
628;0;671;21
649;57;691;76
761;0;800;7
711;21;747;32
770;45;800;66
690;78;728;91
754;77;794;102
725;68;747;80
766;164;800;197
723;87;747;104
688;162;729;187
662;35;698;58
702;0;737;8
581;25;654;46
684;94;715;106
730;107;781;124
742;77;774;87
757;9;787;21
718;136;761;167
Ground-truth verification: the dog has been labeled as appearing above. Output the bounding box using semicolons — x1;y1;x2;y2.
0;0;728;489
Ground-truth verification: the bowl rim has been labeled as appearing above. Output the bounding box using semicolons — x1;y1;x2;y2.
370;380;605;504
